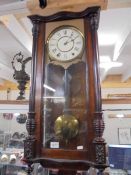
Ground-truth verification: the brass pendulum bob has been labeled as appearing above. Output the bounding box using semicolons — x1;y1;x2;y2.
54;69;79;144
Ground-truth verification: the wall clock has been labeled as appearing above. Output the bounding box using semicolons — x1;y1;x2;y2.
24;6;107;175
47;25;84;63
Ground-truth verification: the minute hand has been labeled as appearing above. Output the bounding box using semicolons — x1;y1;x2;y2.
64;35;79;45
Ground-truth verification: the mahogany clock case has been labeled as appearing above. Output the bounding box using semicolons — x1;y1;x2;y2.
24;7;106;171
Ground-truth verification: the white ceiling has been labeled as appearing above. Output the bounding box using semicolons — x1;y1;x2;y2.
99;7;131;81
0;1;131;83
0;0;18;5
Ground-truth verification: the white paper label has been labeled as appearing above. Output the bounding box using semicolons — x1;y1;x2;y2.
77;145;83;150
50;142;59;148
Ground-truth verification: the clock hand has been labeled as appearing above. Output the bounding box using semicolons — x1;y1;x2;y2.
70;35;79;42
64;35;79;45
64;32;74;44
64;37;71;45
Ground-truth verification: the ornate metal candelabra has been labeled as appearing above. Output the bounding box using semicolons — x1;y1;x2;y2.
11;52;31;100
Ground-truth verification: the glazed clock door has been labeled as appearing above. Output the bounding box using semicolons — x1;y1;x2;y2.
24;7;106;174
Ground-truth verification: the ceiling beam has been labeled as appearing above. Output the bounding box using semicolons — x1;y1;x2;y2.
0;15;32;55
0;50;15;83
27;0;107;16
0;49;11;67
0;1;29;16
0;50;14;82
113;24;131;61
1;0;131;19
108;0;131;9
0;63;15;82
20;17;32;37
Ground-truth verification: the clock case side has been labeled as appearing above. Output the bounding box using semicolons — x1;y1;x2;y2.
24;6;107;172
84;12;106;167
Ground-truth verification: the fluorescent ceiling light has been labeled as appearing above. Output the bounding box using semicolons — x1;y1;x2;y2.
116;114;124;118
100;56;111;62
100;56;123;71
100;62;122;70
98;34;118;46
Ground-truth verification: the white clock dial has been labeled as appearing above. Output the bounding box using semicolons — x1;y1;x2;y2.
47;26;84;62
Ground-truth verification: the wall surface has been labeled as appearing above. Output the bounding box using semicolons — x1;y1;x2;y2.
102;87;131;98
101;87;131;145
0;90;29;100
103;103;131;145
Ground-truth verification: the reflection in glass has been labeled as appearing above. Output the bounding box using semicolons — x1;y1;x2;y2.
0;113;27;174
43;61;88;150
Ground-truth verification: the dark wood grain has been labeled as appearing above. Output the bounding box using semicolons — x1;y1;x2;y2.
28;6;100;23
26;157;107;171
34;22;46;157
86;13;106;166
84;17;96;162
42;149;88;160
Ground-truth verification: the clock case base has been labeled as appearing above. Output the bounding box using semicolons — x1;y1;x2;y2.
24;6;107;174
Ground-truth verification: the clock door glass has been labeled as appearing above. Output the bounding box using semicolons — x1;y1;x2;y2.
43;20;88;150
47;26;84;62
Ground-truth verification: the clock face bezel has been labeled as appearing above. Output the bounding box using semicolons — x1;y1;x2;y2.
46;25;85;63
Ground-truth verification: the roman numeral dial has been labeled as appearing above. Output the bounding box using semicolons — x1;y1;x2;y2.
47;26;84;62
